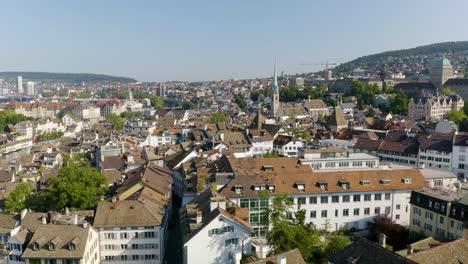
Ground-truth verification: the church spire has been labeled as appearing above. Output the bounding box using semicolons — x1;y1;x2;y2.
272;58;279;94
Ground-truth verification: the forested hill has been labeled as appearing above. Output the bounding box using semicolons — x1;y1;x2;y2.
333;41;468;76
0;72;137;83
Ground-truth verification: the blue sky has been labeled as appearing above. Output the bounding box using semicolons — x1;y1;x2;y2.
1;0;468;81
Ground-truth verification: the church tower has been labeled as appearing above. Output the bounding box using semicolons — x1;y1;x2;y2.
271;61;280;119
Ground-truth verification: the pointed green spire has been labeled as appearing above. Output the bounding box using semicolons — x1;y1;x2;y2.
272;59;279;93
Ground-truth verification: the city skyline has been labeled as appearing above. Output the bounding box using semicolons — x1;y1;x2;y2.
1;0;468;81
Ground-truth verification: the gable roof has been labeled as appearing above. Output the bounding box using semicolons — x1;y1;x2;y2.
22;224;92;259
406;238;468;264
219;157;426;198
328;238;417;264
248;248;306;264
93;197;167;228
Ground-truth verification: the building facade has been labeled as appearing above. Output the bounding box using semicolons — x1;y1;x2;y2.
409;189;468;240
408;95;464;121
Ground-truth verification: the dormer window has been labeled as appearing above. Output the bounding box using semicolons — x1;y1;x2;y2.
234;185;243;194
262;165;274;172
317;181;328;191
360;180;370;186
48;243;55;251
68;243;76;251
268;184;275;192
253;185;260;191
402;178;412;184
379;179;391;185
339;180;350;189
32;242;39;251
294;181;305;191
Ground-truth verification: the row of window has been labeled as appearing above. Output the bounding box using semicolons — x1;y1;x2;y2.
294;193;391;205
310;206;393;218
209;226;235;236
104;254;158;261
419;156;450;162
103;231;157;240
103;243;159;250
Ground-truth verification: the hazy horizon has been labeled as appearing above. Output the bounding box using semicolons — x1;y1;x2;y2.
2;0;468;82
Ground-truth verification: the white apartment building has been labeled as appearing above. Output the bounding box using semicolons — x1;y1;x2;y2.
219;157;426;236
138;132;176;147
21;224;100;264
93;198;170;264
452;132;468;179
272;135;304;157
417;134;453;169
180;190;255;264
299;147;379;172
15;121;33;139
419;168;458;190
124;119;156;135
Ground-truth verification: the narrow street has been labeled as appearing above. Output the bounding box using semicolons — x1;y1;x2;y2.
164;200;183;264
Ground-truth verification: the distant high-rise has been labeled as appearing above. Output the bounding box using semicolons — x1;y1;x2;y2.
17;76;23;95
430;56;454;92
26;81;35;96
157;83;166;98
324;69;333;80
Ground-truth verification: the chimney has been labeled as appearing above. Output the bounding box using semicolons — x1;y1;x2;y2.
235;251;242;264
21;208;28;221
196;211;202;224
72;214;78;225
407;244;413;255
219;133;224;142
378;233;386;248
82;221;88;228
65;207;70;216
41;216;47;225
111;196;117;203
277;255;287;264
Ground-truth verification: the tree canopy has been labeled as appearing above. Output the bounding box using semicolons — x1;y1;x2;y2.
0;110;31;132
441;87;456;95
5;183;34;213
182;100;197;110
346;80;380;109
106;113;125;131
209;113;229;124
36;131;64;141
45;161;108;210
149;96;165;109
234;95;247;109
264;194;351;262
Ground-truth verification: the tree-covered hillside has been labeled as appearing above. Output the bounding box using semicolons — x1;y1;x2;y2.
0;72;137;83
333;41;468;76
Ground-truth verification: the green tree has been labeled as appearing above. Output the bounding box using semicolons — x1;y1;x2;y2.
460;119;468;132
0;110;31;132
367;215;410;251
441;87;456;95
46;162;108;209
36;131;64;141
234;95;247;109
388;89;409;114
447;110;467;124
5;183;33;213
265;194;351;262
464;72;468;78
209;113;229;124
120;111;144;120
464;100;468;116
250;90;260;101
366;108;376;117
182;100;197;110
106;113;125;131
149;96;164;109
